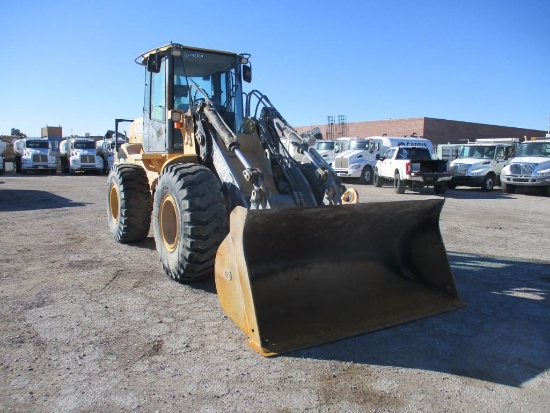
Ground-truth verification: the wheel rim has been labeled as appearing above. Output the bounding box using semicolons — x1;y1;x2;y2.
109;183;119;223
486;178;494;190
160;194;179;253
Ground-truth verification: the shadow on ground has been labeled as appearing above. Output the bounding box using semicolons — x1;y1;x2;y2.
291;252;550;388
0;189;88;211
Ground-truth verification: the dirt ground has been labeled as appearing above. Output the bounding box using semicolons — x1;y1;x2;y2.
1;173;549;413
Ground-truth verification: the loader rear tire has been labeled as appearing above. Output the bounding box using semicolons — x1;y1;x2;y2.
107;164;152;243
153;163;228;282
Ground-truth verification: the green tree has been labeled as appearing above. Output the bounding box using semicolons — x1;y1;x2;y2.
10;128;26;138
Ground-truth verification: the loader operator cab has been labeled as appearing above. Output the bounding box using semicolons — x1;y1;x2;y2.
139;44;249;153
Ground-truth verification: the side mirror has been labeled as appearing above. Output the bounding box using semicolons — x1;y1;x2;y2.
243;65;252;83
147;54;161;73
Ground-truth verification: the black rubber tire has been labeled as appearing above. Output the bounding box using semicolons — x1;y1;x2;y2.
546;186;550;196
434;183;447;195
374;169;383;187
153;163;228;282
299;163;325;206
394;172;406;194
501;182;516;194
481;174;495;191
107;164;152;243
360;165;374;185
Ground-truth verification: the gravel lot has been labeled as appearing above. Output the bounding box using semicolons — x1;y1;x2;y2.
1;173;549;412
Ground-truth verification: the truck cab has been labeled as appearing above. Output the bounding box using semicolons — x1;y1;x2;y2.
14;138;58;174
500;138;550;195
333;138;382;184
449;138;518;191
60;137;104;174
314;139;350;166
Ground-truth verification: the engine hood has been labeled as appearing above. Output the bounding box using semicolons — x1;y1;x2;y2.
451;158;491;167
337;149;365;160
510;156;550;165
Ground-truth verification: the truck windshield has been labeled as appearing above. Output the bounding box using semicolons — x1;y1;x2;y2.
26;141;49;149
316;141;334;151
74;141;96;150
459;145;495;159
173;50;240;116
349;141;369;150
517;142;550;157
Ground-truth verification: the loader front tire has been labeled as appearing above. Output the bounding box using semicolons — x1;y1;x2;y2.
107;164;152;243
153;163;228;282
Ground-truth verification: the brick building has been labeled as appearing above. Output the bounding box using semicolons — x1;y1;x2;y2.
295;117;546;145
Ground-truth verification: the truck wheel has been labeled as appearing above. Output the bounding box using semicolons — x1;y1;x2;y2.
394;172;406;194
434;183;447;195
374;169;383;187
360;166;374;185
299;163;325;205
107;164;152;243
481;174;495;191
501;182;516;194
153;163;228;282
547;186;550;196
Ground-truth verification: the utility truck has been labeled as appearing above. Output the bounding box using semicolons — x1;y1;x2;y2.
13;138;58;174
333;136;433;184
500;138;550;195
59;137;104;174
106;42;463;357
448;138;518;191
374;145;451;194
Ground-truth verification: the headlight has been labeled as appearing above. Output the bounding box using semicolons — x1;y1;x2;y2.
349;164;362;170
22;157;31;163
535;169;550;177
48;156;56;163
96;157;104;167
70;157;80;165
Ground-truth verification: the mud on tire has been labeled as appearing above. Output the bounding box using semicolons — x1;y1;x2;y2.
107;164;152;243
153;163;228;282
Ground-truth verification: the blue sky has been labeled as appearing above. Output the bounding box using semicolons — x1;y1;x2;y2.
2;0;549;137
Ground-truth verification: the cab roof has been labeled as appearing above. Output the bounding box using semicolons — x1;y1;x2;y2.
135;43;239;66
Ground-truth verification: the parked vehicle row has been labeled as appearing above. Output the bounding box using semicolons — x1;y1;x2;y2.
9;136;121;175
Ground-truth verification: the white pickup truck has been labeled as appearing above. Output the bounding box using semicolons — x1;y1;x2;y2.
374;146;451;194
500;138;550;195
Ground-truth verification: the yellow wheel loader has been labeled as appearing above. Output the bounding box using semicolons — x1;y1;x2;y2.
107;43;464;356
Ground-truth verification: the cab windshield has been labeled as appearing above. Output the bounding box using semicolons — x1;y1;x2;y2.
316;141;334;151
26;141;49;149
459;145;495;159
349;140;369;150
517;142;550;157
74;141;95;150
173;50;240;116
